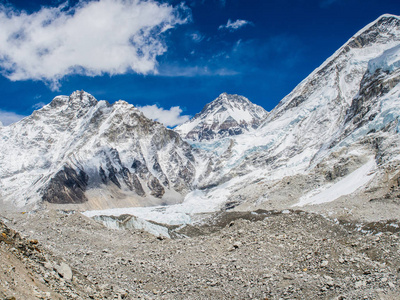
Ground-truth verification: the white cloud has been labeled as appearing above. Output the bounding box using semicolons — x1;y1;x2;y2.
32;102;46;110
0;0;190;90
0;110;26;126
190;32;204;43
219;19;252;31
159;65;239;77
137;104;190;127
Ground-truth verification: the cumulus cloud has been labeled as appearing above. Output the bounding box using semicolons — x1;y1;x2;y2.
219;19;252;31
0;110;26;126
137;104;190;127
0;0;190;90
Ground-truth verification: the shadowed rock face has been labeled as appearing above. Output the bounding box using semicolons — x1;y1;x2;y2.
120;167;145;197
348;16;400;49
147;176;165;198
42;167;89;204
345;68;400;130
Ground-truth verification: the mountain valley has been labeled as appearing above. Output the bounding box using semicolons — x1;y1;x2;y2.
1;14;400;299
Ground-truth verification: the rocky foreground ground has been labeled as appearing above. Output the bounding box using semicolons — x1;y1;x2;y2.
1;209;400;299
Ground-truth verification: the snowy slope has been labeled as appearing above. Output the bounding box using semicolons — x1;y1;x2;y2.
368;44;400;73
294;158;377;207
0;91;204;209
191;14;400;190
175;93;267;141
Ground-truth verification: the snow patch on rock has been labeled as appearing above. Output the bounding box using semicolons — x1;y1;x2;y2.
368;44;400;74
294;158;377;207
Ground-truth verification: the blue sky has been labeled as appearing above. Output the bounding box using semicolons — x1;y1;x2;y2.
0;0;399;126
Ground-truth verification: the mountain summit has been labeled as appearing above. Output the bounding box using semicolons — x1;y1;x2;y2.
175;93;267;141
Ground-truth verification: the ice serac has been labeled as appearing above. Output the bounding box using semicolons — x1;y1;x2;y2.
0;91;199;209
175;93;268;141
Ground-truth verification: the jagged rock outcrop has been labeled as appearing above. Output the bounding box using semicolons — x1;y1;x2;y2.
42;166;89;204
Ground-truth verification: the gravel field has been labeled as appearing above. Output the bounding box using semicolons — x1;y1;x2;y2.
1;209;399;299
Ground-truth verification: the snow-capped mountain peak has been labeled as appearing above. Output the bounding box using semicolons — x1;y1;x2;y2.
0;91;200;209
49;90;98;109
175;93;268;141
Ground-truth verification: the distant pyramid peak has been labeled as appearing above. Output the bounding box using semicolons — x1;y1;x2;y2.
214;92;250;104
199;93;256;115
176;93;268;141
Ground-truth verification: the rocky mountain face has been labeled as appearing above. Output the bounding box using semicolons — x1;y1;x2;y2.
175;93;267;141
0;91;201;209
